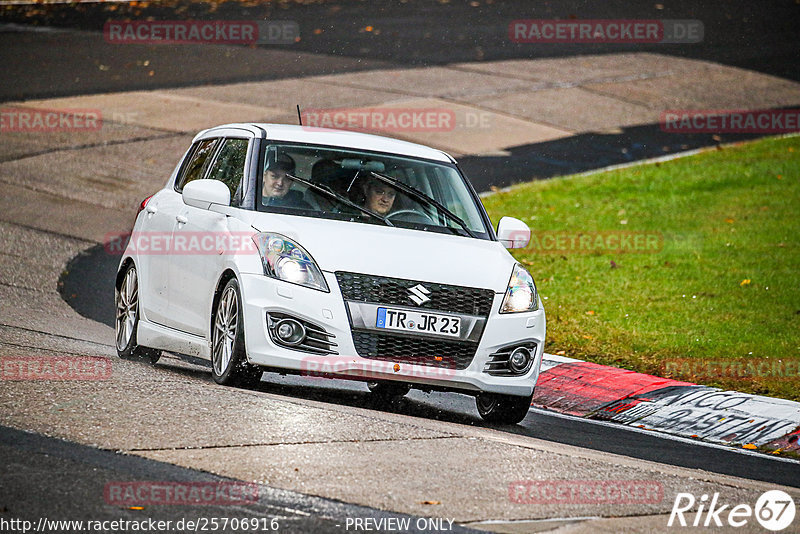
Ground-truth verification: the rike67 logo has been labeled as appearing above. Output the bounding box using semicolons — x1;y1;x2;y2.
668;490;796;531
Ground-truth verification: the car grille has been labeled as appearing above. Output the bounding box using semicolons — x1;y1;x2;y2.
336;272;494;370
335;271;495;316
351;331;477;370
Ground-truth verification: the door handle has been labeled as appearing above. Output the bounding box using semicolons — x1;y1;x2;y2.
145;205;157;214
176;215;188;224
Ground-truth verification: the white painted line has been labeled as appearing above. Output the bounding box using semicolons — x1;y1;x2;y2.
542;353;583;365
528;407;800;466
0;1;130;5
0;23;69;33
466;516;601;527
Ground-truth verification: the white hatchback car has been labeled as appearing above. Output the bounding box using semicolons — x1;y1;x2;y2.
115;123;545;423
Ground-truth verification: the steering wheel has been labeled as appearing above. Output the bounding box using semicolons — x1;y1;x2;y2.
386;209;435;224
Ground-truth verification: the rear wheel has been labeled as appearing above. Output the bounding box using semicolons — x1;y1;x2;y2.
115;264;160;364
211;278;262;387
475;392;532;424
367;381;411;400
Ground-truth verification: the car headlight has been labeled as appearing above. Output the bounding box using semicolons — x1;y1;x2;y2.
252;233;329;292
500;264;539;313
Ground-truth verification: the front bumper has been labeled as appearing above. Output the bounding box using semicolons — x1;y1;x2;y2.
239;272;546;397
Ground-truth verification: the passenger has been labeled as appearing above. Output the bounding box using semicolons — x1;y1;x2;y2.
262;154;311;209
363;178;397;216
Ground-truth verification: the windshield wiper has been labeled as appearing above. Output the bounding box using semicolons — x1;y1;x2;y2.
369;171;478;238
285;173;394;227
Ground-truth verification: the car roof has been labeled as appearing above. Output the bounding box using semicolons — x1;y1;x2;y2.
197;123;455;163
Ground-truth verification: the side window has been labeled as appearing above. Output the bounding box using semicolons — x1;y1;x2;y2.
206;138;249;206
175;138;218;191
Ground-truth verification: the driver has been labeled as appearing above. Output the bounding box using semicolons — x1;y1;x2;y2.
262;154;311;209
363;178;397;216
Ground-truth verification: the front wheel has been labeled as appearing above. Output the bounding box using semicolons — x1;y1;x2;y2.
211;278;262;388
115;264;160;364
475;392;533;424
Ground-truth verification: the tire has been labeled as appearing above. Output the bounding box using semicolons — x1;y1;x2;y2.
475;392;533;424
211;278;262;388
367;381;411;400
115;264;161;364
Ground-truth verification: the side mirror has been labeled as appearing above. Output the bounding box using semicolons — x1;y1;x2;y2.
182;180;230;210
497;216;530;249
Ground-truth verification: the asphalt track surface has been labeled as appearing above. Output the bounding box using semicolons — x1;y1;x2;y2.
2;1;794;191
0;0;798;102
59;245;800;490
3;387;799;530
3;0;800;529
0;425;481;533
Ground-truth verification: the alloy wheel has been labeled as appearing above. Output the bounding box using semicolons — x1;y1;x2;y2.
115;267;138;351
212;286;238;376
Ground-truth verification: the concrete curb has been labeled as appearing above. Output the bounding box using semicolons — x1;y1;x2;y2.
534;354;800;456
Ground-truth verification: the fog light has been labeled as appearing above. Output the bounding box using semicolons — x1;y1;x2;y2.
274;318;306;346
277;322;293;338
508;347;532;374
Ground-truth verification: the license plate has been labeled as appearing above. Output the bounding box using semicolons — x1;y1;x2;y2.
376;307;461;338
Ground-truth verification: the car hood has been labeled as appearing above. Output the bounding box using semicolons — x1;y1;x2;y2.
248;213;516;293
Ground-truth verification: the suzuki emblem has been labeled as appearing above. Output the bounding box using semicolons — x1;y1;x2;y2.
408;284;431;305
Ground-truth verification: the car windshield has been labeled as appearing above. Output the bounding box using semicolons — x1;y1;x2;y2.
257;143;490;239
